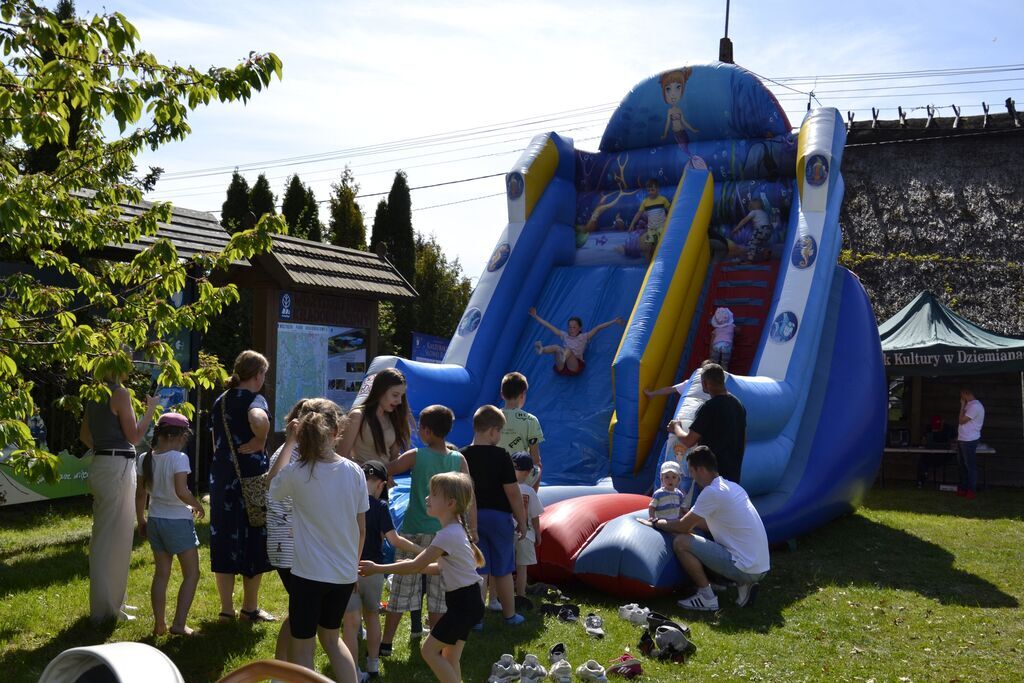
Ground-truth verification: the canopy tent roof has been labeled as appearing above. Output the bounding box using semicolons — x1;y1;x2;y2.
879;291;1024;375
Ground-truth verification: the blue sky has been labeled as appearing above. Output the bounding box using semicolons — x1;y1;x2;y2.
76;1;1024;276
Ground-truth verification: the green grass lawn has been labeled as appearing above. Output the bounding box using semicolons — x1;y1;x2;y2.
1;488;1022;682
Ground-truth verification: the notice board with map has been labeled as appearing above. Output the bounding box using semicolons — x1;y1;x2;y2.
274;322;367;430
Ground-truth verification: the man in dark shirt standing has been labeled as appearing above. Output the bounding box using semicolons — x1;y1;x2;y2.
669;363;747;483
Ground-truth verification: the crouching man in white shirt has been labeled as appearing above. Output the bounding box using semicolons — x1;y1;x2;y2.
640;445;769;610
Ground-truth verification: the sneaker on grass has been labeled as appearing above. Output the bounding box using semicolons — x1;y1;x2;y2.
488;599;503;611
576;659;608;682
736;582;760;608
520;654;547;682
487;653;522;682
606;653;642;679
548;659;572;682
677;592;719;612
548;642;566;664
583;613;605;638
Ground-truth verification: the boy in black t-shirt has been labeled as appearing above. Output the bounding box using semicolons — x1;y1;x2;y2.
342;460;422;679
461;405;529;628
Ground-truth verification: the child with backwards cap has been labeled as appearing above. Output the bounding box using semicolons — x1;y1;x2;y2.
134;412;205;636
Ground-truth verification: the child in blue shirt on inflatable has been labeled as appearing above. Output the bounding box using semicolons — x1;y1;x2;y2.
649;460;685;521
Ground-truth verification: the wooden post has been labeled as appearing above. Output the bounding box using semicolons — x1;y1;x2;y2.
910;376;923;445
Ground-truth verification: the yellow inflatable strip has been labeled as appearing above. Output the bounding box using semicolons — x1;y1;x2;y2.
611;169;714;473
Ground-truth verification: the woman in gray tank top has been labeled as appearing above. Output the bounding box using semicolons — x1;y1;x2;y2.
80;370;159;623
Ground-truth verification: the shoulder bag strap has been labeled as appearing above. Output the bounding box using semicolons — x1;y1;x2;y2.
221;396;246;484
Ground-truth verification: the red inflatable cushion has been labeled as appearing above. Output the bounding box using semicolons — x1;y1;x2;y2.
529;493;650;584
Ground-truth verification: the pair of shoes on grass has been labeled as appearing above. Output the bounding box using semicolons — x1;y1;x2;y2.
542;644;608;682
617;603;651;626
488;653;548;682
539;602;580;623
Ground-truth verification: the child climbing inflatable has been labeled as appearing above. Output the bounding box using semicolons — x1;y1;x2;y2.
530;307;624;377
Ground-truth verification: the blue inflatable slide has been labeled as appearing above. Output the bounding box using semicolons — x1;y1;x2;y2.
366;63;886;596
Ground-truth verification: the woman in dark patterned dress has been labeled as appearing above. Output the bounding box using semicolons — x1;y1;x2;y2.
209;350;276;622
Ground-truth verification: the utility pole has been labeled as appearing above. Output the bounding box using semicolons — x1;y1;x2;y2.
719;0;734;64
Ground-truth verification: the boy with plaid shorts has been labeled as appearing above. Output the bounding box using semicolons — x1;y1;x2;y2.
381;405;470;656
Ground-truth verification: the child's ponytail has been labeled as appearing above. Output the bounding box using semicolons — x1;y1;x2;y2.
459;513;486;568
141;445;155;492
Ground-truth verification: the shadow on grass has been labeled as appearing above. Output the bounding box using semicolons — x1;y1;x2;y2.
0;616;117;680
863;486;1024;521
0;495;92;533
698;512;1020;634
0;534;150;594
0;545;89;592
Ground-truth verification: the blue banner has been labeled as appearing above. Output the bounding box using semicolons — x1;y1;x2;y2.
411;332;450;364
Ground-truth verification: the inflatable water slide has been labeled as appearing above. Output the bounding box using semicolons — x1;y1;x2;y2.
367;63;887;596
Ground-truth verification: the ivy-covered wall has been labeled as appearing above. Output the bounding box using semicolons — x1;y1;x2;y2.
840;134;1024;335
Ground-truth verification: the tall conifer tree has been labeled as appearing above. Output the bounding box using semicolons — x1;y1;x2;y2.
249;173;276;223
328;167;365;249
369;199;389;255
221;170;251;234
281;174;306;236
298;186;323;242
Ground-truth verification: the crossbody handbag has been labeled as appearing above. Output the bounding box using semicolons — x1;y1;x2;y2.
221;397;268;527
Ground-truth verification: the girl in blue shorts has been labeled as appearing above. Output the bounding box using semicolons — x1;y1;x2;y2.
134;412;205;636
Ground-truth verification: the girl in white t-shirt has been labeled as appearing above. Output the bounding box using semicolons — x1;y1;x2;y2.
134;412;205;637
359;472;484;683
268;398;367;683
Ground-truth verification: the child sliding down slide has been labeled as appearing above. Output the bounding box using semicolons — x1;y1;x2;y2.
529;307;624;377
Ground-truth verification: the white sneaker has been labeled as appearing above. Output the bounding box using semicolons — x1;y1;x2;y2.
521;654;547;682
677;592;720;611
488;653;522;682
618;603;650;626
548;659;572;682
488;599;503;611
575;659;608;682
617;603;639;621
736;582;760;607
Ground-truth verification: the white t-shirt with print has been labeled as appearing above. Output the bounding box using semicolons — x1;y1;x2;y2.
269;456;369;584
518;482;545;543
137;449;193;520
430;522;483;591
691;476;770;574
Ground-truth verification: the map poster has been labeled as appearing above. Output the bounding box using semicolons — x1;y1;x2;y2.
275;322;367;430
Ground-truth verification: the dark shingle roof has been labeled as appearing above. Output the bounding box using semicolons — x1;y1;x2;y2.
108;198;238;261
99;198;415;301
257;234;416;301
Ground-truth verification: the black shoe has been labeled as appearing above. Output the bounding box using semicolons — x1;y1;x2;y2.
646;611;690;636
379;642;392;657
